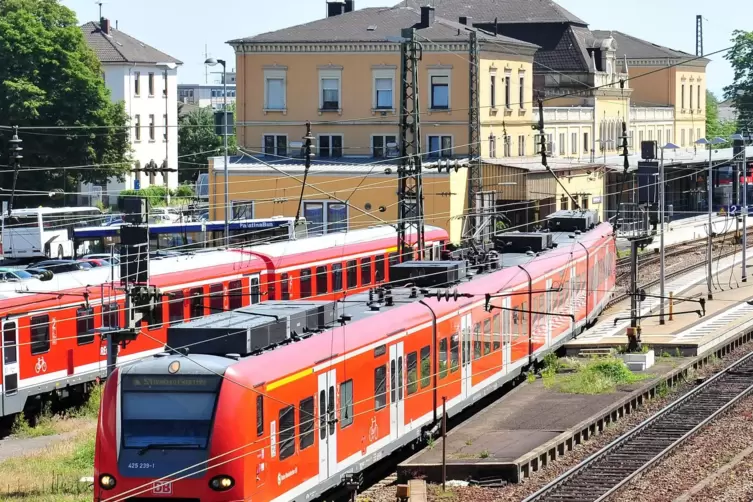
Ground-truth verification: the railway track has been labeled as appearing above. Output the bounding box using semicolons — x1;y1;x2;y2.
523;348;753;502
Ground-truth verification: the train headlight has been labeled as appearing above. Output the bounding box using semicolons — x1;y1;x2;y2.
209;475;235;491
99;474;117;490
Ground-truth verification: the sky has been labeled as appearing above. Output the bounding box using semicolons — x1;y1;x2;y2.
63;0;749;97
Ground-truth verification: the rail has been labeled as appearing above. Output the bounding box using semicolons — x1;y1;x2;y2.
523;349;753;502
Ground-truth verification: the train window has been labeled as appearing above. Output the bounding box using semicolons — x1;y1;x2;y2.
229;280;243;310
281;273;290;301
189;288;204;318
328;386;335;435
256;395;264;437
210;284;224;314
300;269;312;298
374;344;386;357
3;322;17;365
473;323;482;360
102;303;119;329
483;319;492;356
439;338;448;378
361;258;372;286
76;307;95;345
316;266;328;296
278;405;296;460
250;276;260;305
332;264;343;292
388;252;399;266
390;360;396;403
374;365;387;410
168;292;184;325
420;346;431;388
375;255;385;282
521;302;528;338
319;390;326;440
493;314;501;351
397;356;403;400
346;260;358;289
340;379;354;429
299;397;315;450
30;315;50;355
406;352;418;395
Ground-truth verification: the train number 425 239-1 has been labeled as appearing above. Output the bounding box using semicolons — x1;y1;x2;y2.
128;462;156;469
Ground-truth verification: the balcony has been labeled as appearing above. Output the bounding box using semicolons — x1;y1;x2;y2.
533;106;594;124
630;107;674;122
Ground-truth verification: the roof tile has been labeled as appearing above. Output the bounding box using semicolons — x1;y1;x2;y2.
81;21;182;65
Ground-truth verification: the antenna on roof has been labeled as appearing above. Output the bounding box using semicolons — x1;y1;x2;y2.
95;0;107;20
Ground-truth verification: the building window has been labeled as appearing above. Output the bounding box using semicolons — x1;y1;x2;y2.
318;135;343;158
681;129;686;146
148;114;155;141
134;72;141;96
303;201;348;235
319;69;342;111
490;73;496;108
489;135;496;158
518;72;525;109
504;135;511;157
374;71;394;109
638;130;644;144
690;85;694;109
134;114;141;141
581;195;589;209
504;72;511;108
148;72;155;96
658;129;663;147
231;200;254;220
559;133;565;155
571;132;577;155
518;135;525;156
648;129;653;141
263;134;287;156
561;196;569;211
430;75;449;109
697;86;701;110
681;84;685;109
667;129;672;143
428;136;452;158
372;135;397;158
583;132;589;152
264;68;286;110
697;128;701;142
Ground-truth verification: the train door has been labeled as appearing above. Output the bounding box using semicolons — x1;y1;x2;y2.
248;274;261;305
502;298;512;373
317;369;337;482
389;342;405;441
2;321;19;414
460;313;472;398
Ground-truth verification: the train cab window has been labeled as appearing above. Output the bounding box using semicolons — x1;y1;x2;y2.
189;288;204;318
346;260;358;289
102;303;119;329
450;334;459;372
340;380;354;429
168;292;185;325
299;397;315;450
388;252;399;267
256;395;264;437
300;269;312;298
210;283;224;314
3;322;17;365
332;264;343;292
406;351;418;395
361;258;372;286
250;276;261;304
483;319;492;355
281;273;291;301
319;391;326;440
473;322;482;359
375;365;387;410
76;307;95;345
375;255;385;282
439;338;448;378
228;280;243;310
420;345;431;388
316;266;328;295
278;405;296;460
30;315;50;355
492;314;501;351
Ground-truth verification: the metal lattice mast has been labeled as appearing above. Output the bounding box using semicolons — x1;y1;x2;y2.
696;15;703;56
466;30;483;243
398;28;425;262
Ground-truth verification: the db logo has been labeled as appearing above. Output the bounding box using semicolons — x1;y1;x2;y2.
152;482;172;494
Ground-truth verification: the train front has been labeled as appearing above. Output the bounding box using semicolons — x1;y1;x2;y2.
94;354;245;502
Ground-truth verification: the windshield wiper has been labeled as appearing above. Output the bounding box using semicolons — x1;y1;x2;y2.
137;443;202;456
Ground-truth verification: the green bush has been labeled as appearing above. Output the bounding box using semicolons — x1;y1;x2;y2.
119;185;169;207
172;184;195;198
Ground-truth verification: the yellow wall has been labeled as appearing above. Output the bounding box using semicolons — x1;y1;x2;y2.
553;167;606;221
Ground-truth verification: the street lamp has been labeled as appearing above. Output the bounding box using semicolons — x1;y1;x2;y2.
659;142;679;324
731;132;749;281
204;57;230;247
696;136;727;299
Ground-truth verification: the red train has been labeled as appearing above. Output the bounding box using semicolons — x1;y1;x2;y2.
93;212;615;502
0;225;447;417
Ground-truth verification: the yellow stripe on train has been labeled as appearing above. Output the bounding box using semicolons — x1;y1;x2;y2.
266;368;313;391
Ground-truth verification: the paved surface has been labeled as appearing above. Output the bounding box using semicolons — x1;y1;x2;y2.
0;430;79;463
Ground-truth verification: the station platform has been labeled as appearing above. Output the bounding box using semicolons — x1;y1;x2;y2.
565;244;753;356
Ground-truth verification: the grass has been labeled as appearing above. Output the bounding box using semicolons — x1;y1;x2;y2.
428;485;459;501
11;385;101;439
543;356;651;395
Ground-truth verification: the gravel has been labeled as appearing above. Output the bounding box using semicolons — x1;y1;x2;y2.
356;341;753;502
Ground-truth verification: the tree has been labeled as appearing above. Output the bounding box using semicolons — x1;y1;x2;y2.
724;30;753;131
706;90;737;144
0;0;131;206
177;106;236;184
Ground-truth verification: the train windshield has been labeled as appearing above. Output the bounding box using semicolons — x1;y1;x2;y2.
120;375;222;450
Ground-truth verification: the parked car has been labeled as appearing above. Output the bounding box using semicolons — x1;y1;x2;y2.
149;207;182;224
83;254;120;265
29;260;92;274
0;267;35;283
79;258;111;268
102;214;123;226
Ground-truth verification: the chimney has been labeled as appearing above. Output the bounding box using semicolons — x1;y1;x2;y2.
115;20;118;30
493;17;498;36
326;0;345;17
459;16;472;26
420;5;435;28
100;17;110;35
344;0;355;13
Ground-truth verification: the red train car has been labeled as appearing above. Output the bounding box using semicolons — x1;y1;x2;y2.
93;214;615;502
0;225;447;417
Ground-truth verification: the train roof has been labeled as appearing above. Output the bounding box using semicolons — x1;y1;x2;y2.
7;206;100;216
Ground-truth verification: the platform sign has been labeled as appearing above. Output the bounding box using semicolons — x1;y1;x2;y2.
721;204;753;216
